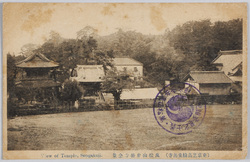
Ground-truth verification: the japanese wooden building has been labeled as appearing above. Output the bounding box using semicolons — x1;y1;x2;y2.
212;50;242;93
15;53;61;103
182;71;233;95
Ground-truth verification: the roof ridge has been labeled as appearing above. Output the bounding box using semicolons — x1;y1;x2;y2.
16;53;35;65
77;64;103;66
113;57;143;65
190;71;224;73
211;50;242;63
16;53;59;68
219;50;242;55
36;53;51;62
220;49;242;52
115;57;131;58
232;61;243;71
123;87;157;90
16;53;51;65
182;71;233;83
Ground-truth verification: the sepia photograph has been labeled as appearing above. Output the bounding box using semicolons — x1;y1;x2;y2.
2;2;248;159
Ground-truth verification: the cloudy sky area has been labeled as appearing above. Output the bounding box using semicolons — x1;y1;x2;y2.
3;3;246;55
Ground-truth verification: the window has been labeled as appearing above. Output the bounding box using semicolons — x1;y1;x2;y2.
123;67;127;72
134;67;138;72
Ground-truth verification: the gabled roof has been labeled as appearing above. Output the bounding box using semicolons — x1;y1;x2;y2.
218;50;242;55
182;71;233;84
232;62;242;72
120;88;158;100
113;58;143;66
211;50;242;75
71;65;105;82
16;53;59;68
229;76;242;82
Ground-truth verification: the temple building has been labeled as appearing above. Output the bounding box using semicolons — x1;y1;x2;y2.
182;71;233;95
70;65;105;96
113;58;143;80
15;53;61;103
212;50;242;93
212;50;242;83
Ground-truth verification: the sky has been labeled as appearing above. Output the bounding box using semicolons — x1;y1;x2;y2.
3;3;247;55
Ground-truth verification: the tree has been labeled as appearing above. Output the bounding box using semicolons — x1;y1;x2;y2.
76;26;98;39
35;35;114;83
102;69;135;101
60;79;84;108
7;53;17;97
212;19;242;51
48;30;64;45
20;43;40;57
168;19;242;71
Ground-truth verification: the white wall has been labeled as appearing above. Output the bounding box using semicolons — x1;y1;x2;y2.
115;65;143;78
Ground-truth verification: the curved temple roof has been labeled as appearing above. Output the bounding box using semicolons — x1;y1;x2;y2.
16;53;59;68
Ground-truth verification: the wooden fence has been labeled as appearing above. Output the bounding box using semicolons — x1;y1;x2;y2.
8;93;242;117
115;99;154;110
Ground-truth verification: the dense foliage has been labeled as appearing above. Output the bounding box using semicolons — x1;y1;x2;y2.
7;53;17;94
60;79;84;106
9;18;243;94
101;69;135;100
7;54;25;98
168;19;242;71
97;19;242;85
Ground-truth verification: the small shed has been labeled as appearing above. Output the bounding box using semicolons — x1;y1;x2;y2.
182;71;233;95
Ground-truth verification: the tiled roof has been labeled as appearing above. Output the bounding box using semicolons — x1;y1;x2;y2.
229;76;242;82
232;62;242;72
212;50;242;75
218;50;242;55
120;88;158;100
71;65;105;82
183;71;233;84
113;58;143;66
16;53;59;68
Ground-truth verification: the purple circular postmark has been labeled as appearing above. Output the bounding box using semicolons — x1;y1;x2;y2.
153;82;206;135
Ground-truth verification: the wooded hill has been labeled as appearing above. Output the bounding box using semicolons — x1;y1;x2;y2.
10;18;242;87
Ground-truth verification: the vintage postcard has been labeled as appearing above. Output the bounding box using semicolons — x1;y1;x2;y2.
2;3;248;159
